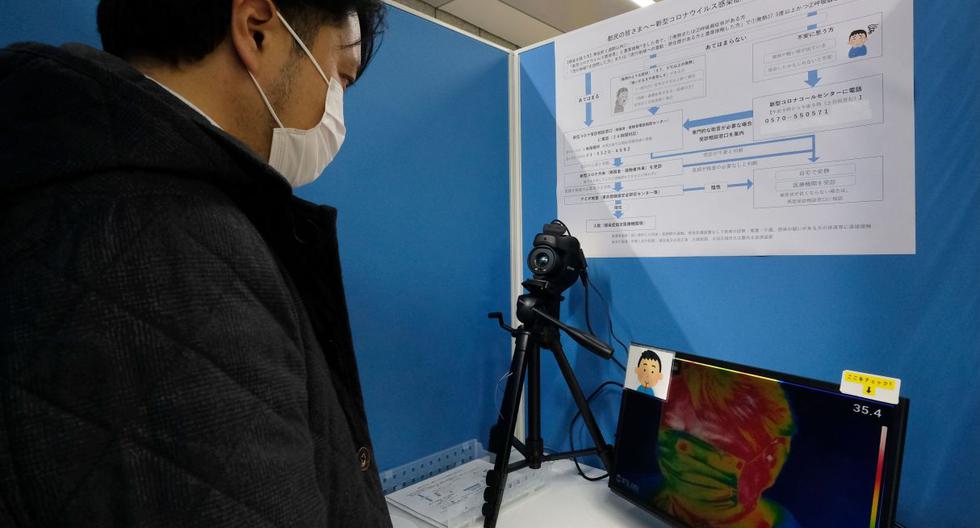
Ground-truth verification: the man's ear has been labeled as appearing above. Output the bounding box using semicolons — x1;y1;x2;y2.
230;0;279;74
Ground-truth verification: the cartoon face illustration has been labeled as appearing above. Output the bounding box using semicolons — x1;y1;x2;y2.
848;30;868;47
635;350;663;389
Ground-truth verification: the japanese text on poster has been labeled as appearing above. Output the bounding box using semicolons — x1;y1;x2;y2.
553;0;914;257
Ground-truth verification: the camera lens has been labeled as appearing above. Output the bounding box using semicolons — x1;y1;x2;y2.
528;247;558;275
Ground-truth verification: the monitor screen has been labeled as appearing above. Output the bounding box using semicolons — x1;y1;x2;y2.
609;346;908;528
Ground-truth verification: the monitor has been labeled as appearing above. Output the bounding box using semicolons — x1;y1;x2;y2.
609;345;909;528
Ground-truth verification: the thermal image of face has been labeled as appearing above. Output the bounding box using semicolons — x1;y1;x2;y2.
653;363;799;528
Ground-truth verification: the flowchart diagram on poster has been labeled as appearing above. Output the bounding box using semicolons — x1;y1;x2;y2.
552;0;914;257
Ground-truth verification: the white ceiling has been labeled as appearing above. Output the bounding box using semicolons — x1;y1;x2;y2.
417;0;648;47
500;0;642;33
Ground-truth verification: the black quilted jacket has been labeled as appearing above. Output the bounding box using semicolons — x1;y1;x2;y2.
0;43;391;527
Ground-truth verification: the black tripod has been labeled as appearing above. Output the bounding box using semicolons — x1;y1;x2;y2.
481;278;615;528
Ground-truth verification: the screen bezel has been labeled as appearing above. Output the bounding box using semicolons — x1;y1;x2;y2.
608;343;910;528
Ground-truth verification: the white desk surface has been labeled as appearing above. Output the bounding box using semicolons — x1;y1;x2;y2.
388;460;672;528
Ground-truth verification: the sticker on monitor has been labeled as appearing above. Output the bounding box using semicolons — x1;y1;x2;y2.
624;344;675;400
840;370;901;404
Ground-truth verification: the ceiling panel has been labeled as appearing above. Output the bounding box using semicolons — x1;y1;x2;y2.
440;0;563;47
500;0;639;33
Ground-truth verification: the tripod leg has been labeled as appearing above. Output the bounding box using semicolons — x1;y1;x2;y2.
547;340;614;471
526;333;542;469
482;328;532;528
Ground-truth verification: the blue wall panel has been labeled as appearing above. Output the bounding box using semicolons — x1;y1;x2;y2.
518;1;980;526
2;3;513;473
0;1;99;47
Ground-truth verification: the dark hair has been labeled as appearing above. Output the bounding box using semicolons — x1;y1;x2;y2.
638;349;661;370
97;0;385;76
849;29;868;38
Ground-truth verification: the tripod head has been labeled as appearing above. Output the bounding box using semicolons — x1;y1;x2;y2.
487;220;614;360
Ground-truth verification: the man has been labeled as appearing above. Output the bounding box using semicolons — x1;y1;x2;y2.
0;1;391;526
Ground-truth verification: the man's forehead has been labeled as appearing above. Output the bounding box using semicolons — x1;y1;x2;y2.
338;13;361;47
313;13;361;75
336;14;362;63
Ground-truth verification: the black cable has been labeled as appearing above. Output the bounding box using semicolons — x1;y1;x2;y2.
582;273;597;335
581;272;627;371
609;352;627;372
550;219;569;232
587;276;630;358
568;380;621;481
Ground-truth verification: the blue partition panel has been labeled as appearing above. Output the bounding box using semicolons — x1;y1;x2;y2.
0;1;100;46
518;1;980;526
3;3;513;473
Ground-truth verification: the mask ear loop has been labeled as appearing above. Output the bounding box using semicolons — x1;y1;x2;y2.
275;11;331;85
248;71;285;128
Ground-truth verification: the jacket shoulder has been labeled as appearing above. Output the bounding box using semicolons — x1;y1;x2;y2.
1;170;302;349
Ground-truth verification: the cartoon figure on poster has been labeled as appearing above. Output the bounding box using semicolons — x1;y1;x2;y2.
625;345;675;400
614;87;629;113
848;23;879;58
653;362;801;528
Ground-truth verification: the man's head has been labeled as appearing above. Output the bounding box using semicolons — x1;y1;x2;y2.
656;363;795;523
97;0;385;168
635;349;662;389
849;29;868;47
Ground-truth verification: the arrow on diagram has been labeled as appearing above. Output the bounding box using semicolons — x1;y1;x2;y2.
684;110;754;130
584;72;594;126
806;69;822;87
728;179;754;190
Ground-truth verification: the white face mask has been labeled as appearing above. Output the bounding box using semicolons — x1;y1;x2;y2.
249;11;347;188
